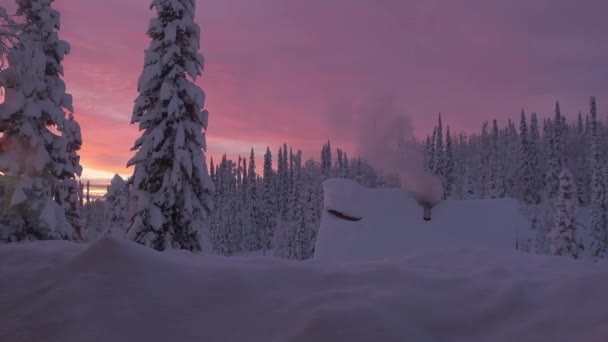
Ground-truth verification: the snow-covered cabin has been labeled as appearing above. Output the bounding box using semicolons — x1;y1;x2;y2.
315;179;530;262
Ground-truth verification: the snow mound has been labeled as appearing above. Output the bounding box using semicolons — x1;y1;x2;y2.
316;179;529;262
2;237;608;342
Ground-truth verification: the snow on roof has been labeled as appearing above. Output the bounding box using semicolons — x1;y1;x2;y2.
316;179;529;262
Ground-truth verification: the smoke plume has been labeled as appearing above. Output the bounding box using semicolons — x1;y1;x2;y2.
353;94;442;204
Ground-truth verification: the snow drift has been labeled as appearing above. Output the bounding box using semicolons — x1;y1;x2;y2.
316;179;529;262
1;236;608;342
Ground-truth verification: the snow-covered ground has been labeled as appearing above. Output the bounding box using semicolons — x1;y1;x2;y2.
2;179;607;341
1;235;608;342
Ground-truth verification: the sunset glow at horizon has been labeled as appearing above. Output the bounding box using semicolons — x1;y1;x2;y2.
4;0;607;191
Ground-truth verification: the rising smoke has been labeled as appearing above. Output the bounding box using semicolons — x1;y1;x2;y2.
350;94;442;205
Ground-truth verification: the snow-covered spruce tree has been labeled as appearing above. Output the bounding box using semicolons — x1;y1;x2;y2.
242;147;260;251
354;158;363;184
519;111;539;204
240;156;247;201
443;126;455;198
575;112;589;205
302;158;322;257
342;152;350;178
336;148;343;175
0;0;76;241
545;103;563;199
589;97;608;258
78;180;84;207
209;157;215;184
502;120;519;198
104;174;129;236
479;121;490;198
260;147;275;254
289;198;309;260
528;113;542;204
549;168;583;258
279;144;290;219
283;151;305;260
85;180;90;204
56;113;84;240
210;156;241;255
0;6;18;73
434;113;444;178
488;119;505;198
83;198;106;240
210;155;229;255
462;165;476;199
276;146;284;214
127;0;213;251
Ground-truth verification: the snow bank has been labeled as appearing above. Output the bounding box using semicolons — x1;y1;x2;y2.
316;179;529;262
1;236;608;342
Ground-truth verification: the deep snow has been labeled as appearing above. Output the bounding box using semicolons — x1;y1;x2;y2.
1;179;607;341
1;235;608;342
316;179;530;262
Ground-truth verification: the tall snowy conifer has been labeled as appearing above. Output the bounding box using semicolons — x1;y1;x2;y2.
462;166;476;199
209;157;215;184
488;119;505;198
280;144;289;218
575;112;589;205
105;174;129;236
549;168;583;258
260;147;275;253
127;0;214;251
0;0;76;241
589;96;608;258
443;126;455;198
545;102;563;198
481;121;493;197
242;147;260;251
276;146;284;214
342;152;350;178
85;180;90;204
434;113;444;177
336;148;343;175
57;112;84;239
519;111;538;204
504;120;519;198
528;113;542;204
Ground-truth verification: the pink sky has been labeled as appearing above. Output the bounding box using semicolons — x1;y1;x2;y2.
4;0;608;188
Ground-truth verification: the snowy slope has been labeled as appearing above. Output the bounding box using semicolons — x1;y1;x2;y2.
316;179;530;262
1;236;608;342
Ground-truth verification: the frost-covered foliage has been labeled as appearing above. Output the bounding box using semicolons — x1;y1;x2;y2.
56;178;84;240
83;199;106;241
127;0;214;251
0;6;19;74
549;169;583;258
426;98;604;207
259;147;275;254
421;96;608;259
0;0;78;241
104;174;129;236
589;97;608;258
0;177;71;241
56;113;83;239
241;148;260;251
